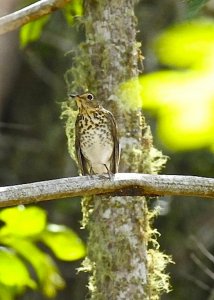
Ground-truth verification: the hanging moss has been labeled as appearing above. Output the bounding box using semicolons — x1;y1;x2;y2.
145;206;174;298
60;101;78;162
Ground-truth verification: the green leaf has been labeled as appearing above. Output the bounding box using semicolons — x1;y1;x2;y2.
0;247;36;288
20;15;50;47
3;239;65;298
140;70;214;150
0;282;21;300
0;206;47;237
62;0;83;24
154;19;214;69
139;19;214;151
187;0;209;18
41;224;86;261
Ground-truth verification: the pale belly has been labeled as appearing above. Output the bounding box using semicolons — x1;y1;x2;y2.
80;128;114;174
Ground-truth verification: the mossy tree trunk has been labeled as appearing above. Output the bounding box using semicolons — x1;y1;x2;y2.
65;0;169;299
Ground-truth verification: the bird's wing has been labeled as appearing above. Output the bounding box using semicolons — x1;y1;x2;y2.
105;110;120;173
75;115;88;175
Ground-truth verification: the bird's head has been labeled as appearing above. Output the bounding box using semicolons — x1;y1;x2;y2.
69;92;99;112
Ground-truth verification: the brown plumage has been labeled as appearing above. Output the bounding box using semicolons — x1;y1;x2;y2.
69;92;120;176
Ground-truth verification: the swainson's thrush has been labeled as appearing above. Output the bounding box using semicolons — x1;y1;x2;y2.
69;92;119;176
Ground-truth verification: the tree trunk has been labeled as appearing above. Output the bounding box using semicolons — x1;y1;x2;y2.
65;0;170;298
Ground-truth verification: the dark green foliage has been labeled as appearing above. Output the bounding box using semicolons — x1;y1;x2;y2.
186;0;210;18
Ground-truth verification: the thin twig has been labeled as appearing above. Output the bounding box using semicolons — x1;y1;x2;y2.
185;273;210;291
191;253;214;280
0;0;71;35
191;236;214;264
0;173;213;208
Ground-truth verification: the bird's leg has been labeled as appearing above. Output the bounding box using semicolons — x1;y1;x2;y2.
103;164;113;179
89;166;95;178
89;164;113;179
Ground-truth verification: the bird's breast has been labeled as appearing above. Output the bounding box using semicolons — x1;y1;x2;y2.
77;112;114;164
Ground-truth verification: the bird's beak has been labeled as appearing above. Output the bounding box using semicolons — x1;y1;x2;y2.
69;94;79;99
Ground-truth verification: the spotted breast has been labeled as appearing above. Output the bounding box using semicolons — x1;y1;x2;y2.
78;110;114;174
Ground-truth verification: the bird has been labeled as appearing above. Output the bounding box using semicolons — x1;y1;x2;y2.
69;92;120;176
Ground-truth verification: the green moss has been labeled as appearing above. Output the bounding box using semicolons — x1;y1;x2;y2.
60;101;78;163
145;207;174;299
81;196;94;228
147;249;173;299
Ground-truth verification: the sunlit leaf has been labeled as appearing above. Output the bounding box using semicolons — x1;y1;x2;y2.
137;18;214;151
41;224;86;261
0;206;46;237
20;15;50;47
140;70;214;150
0;282;18;300
0;247;36;288
141;69;214;108
3;239;65;298
62;0;83;24
154;19;214;69
157;99;214;150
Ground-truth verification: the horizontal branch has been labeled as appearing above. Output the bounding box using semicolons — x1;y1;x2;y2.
0;0;71;35
0;173;213;208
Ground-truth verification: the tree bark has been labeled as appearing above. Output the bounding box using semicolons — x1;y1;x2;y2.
65;0;169;298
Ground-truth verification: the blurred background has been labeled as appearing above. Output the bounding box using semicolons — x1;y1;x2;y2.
0;0;214;299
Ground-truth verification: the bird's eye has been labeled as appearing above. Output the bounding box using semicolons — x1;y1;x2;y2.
87;93;94;100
